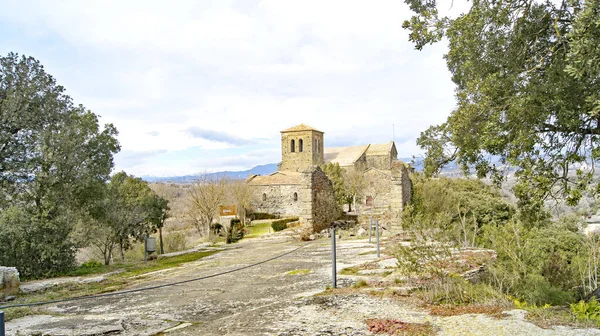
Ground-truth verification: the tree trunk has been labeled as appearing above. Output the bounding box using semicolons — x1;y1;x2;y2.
119;239;125;262
159;226;164;255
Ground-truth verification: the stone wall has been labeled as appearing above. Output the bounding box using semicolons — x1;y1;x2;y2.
249;183;312;222
365;154;392;170
355;162;413;230
0;266;20;300
310;167;340;231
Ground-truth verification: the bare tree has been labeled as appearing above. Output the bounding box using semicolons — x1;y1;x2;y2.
226;179;254;224
186;174;227;237
344;168;367;213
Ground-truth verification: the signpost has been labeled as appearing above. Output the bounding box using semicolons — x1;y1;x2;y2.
219;205;237;216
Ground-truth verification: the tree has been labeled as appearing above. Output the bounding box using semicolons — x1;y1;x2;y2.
0;53;119;277
322;162;353;211
345;167;368;213
107;172;159;262
186;174;227;237
147;194;170;255
404;0;600;214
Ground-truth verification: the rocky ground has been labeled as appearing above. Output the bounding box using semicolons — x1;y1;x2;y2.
5;235;600;335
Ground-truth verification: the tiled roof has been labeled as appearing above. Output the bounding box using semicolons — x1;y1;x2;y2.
246;171;303;185
324;145;369;166
281;124;323;133
366;142;395;156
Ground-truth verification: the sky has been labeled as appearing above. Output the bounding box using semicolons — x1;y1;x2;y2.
0;0;469;177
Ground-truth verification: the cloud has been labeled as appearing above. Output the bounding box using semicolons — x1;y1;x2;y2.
186;127;255;146
0;0;469;176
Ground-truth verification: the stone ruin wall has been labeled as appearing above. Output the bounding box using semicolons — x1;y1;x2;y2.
249;183;312;223
310;167;340;231
0;266;20;300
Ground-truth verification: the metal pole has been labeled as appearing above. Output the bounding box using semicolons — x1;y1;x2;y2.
1;310;5;336
331;226;337;288
376;220;380;258
368;216;372;243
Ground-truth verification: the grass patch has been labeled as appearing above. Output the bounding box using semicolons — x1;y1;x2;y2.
417;277;507;306
286;269;311;275
353;279;369;288
525;305;597;329
428;304;506;317
245;221;273;238
4;307;35;321
2;250;218;321
340;267;360;275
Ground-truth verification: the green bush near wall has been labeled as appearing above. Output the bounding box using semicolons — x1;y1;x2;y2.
271;217;299;232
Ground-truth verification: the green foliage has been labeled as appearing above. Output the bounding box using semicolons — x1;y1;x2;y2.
400;174;596;306
271;217;299;232
226;219;245;243
322;162;353;209
418;278;505;306
405;0;600;213
0;52;120;278
248;212;279;220
571;298;600;325
403;174;515;245
0;207;76;279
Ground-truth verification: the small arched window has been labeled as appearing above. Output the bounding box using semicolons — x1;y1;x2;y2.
299;139;303;152
262;193;267;201
293;192;298;202
290;139;295;152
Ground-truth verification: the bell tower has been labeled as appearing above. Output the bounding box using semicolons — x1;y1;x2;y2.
279;124;324;172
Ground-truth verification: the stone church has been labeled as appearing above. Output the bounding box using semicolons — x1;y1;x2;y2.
246;124;412;228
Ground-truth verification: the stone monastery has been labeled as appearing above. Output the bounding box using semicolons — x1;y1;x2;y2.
246;124;412;229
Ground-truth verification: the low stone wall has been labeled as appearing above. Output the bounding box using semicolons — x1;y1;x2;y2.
0;266;20;299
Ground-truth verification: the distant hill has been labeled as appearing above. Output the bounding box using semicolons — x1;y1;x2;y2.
143;159;428;184
142;163;279;183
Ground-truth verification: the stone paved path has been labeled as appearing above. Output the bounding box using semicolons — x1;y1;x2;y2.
5;236;600;335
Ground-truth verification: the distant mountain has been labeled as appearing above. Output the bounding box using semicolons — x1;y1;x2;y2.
142;158;430;184
142;163;278;183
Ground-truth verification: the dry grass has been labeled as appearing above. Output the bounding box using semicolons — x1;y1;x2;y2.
366;319;436;335
525;306;597;329
427;304;506;317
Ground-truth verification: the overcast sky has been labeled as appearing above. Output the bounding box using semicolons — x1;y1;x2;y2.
0;0;468;176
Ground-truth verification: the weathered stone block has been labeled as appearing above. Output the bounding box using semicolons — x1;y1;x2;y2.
0;266;20;299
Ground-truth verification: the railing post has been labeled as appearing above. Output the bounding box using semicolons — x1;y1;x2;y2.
1;310;5;336
331;225;337;288
368;216;372;243
376;220;380;258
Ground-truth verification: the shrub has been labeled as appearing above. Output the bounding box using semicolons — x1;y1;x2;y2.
227;219;245;244
164;232;187;253
571;297;600;325
0;207;77;279
418;277;506;306
249;212;279;220
271;217;299;232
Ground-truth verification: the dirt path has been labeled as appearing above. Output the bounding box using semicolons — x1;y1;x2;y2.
6;236;600;335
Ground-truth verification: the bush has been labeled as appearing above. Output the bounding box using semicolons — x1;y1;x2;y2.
0;207;76;279
571;297;600;325
249;212;279;220
418;277;506;306
271;217;299;232
164;232;187;253
227;219;245;244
